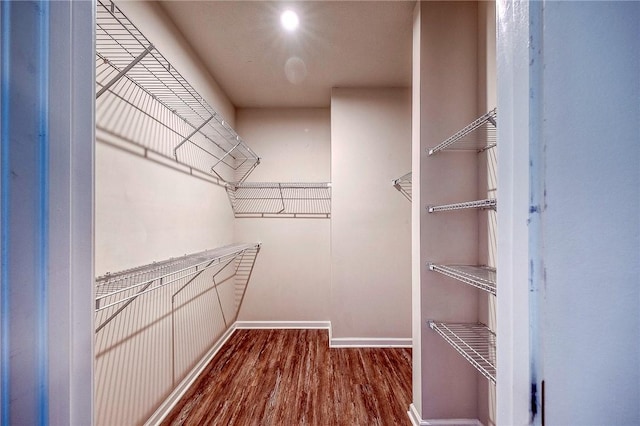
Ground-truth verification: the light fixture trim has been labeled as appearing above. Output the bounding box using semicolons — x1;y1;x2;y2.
280;10;299;31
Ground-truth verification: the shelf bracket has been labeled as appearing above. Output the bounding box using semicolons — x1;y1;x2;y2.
210;138;242;172
96;43;155;99
173;115;215;159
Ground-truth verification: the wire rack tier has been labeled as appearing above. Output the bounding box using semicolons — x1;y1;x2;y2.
428;198;496;213
428;321;496;384
428;108;497;156
96;0;259;183
95;243;261;313
429;264;496;295
227;182;331;218
392;172;412;201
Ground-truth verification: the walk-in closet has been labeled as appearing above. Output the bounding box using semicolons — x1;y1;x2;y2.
94;0;412;424
1;1;638;425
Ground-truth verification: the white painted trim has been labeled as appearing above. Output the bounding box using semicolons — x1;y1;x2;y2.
330;337;412;348
144;323;238;426
235;320;331;330
408;403;425;426
408;404;483;426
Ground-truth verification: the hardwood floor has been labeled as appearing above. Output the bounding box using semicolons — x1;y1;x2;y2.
162;329;412;425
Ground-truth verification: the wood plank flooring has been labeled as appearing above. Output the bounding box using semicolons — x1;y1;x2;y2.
162;329;412;425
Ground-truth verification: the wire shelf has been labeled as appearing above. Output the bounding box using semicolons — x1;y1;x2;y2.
392;172;412;202
428;198;496;213
428;108;497;155
95;243;261;313
428;321;496;384
95;0;259;182
429;264;496;295
227;182;331;218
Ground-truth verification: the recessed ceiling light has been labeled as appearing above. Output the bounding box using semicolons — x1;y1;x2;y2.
280;10;299;32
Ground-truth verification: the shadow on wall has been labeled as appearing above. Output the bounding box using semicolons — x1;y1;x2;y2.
94;245;260;425
96;0;260;185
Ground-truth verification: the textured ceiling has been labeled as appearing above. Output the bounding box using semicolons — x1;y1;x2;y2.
159;1;414;108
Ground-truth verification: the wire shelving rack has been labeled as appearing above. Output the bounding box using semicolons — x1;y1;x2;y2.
95;243;260;331
226;182;331;218
392;172;412;201
428;198;496;213
95;0;259;183
428;321;496;384
427;108;497;156
428;264;496;295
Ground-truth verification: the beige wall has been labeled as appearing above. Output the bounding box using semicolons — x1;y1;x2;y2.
95;2;242;425
330;88;412;340
95;141;235;275
96;0;240;275
416;0;485;421
412;1;497;424
234;108;332;322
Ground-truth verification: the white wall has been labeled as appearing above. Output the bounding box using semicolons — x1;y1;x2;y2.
1;2;94;424
411;3;424;415
234;108;332;322
537;2;639;424
495;0;532;423
330;88;412;341
497;1;640;424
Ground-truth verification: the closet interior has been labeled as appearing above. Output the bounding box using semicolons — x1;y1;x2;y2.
94;0;493;425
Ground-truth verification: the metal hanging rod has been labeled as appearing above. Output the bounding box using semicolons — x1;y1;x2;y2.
427;198;496;213
95;0;259;182
392;172;412;202
428;321;496;384
95;243;261;314
428;108;497;155
428;264;496;295
226;182;331;218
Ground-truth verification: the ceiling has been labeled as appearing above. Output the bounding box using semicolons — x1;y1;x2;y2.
159;1;414;108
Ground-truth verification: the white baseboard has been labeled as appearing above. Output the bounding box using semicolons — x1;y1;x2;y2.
407;404;483;426
236;321;411;347
330;337;412;348
423;420;483;426
144;323;238;426
408;404;424;426
235;320;331;330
